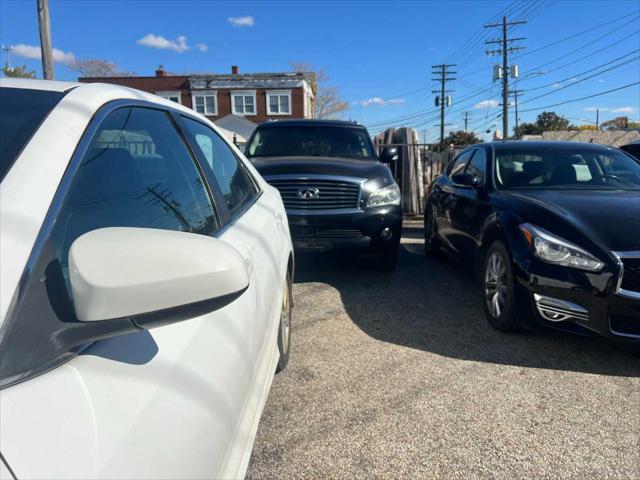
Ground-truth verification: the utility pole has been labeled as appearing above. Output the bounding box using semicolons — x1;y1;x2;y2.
463;112;471;132
37;0;54;79
485;16;526;139
510;89;524;135
1;45;12;68
596;108;600;130
431;63;457;150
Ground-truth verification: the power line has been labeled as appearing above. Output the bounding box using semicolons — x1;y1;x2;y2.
519;81;640;113
528;14;640;73
519;10;640;58
517;48;640;96
520;55;640;106
457;11;639;81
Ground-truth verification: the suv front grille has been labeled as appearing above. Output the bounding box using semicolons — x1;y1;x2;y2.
267;178;361;211
620;257;640;294
293;226;363;239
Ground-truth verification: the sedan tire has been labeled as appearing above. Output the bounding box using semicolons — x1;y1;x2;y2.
276;272;292;373
423;204;441;258
482;240;522;332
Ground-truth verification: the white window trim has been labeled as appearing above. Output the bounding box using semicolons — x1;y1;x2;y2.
155;91;182;104
231;90;257;116
191;91;218;116
266;90;292;115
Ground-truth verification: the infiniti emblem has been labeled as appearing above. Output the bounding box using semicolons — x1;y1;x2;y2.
297;187;320;200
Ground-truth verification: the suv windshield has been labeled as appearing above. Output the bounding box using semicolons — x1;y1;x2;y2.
246;125;376;160
0;87;66;181
495;146;640;191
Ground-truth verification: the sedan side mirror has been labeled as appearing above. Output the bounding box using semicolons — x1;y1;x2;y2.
69;227;249;325
379;146;399;164
451;172;482;189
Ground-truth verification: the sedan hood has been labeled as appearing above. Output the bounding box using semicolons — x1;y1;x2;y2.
249;156;390;180
501;189;640;250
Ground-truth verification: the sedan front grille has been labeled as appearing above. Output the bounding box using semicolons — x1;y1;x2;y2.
620;257;640;294
267;178;361;211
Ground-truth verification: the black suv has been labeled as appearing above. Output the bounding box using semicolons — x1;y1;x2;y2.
246;119;402;271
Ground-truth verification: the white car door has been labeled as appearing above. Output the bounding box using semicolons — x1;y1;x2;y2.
0;104;282;479
178;117;288;363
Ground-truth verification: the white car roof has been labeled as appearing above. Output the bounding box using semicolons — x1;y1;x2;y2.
0;78;81;92
0;78;201;116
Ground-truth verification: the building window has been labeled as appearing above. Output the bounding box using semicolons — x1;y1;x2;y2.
231;91;256;116
155;91;182;104
266;90;292;115
192;92;217;115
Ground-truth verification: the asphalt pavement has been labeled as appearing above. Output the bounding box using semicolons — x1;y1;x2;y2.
247;220;640;479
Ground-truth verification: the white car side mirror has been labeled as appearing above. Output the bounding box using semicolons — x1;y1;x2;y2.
69;227;249;323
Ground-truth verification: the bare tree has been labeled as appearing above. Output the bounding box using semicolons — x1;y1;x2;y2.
290;61;348;119
69;59;134;78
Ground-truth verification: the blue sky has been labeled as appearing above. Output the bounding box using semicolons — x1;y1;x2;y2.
1;0;638;141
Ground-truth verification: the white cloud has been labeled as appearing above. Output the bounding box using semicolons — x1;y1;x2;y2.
598;78;606;83
195;43;209;52
357;96;406;107
137;34;189;53
584;106;608;112
228;16;255;27
551;83;562;89
474;99;499;109
11;43;75;64
612;106;635;113
569;77;578;83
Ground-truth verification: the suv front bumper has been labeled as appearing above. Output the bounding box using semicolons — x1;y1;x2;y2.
286;205;403;251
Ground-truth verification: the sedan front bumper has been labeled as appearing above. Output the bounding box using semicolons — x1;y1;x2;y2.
514;256;640;343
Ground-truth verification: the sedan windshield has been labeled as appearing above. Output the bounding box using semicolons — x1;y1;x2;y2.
246;126;376;160
0;87;66;181
495;146;640;191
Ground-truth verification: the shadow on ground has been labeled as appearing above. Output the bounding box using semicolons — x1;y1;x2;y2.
294;223;640;377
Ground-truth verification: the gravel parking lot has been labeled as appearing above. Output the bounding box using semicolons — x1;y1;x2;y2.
247;220;640;479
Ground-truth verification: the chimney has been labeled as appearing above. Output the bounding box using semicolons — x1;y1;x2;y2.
155;65;166;77
231;65;239;75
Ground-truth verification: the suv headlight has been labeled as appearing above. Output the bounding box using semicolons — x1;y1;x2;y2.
519;223;604;272
366;183;401;208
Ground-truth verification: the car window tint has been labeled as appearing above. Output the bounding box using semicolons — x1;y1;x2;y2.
495;147;640;190
181;116;258;216
448;150;473;177
0;88;66;181
465;149;486;183
51;107;218;293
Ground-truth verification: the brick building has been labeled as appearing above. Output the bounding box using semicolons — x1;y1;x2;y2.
79;65;316;141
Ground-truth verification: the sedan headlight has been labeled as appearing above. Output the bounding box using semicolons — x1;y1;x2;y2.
519;223;604;272
366;183;401;208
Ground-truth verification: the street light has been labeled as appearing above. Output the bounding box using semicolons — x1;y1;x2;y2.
513;70;546;136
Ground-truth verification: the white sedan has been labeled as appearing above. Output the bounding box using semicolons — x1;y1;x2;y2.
0;78;293;479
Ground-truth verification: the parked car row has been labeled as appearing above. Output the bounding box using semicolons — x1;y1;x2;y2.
0;79;638;479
